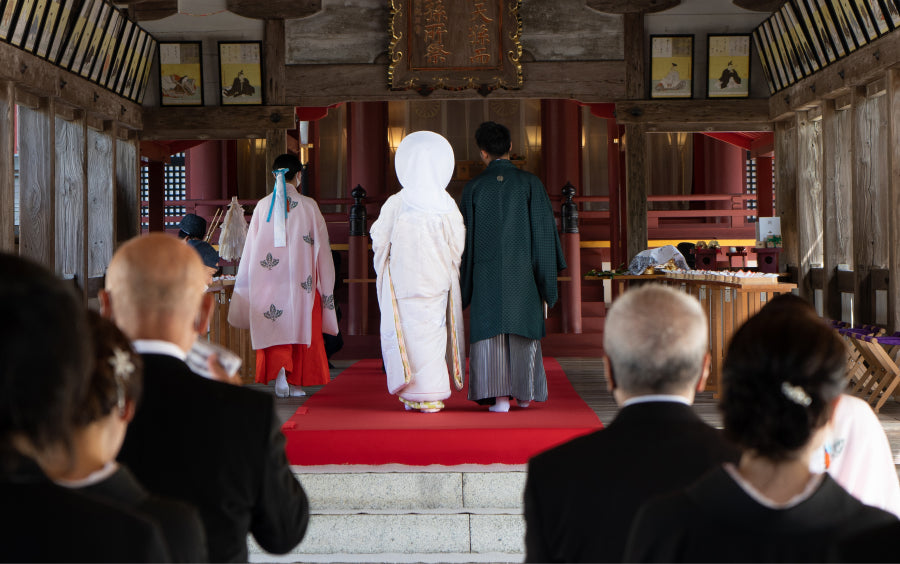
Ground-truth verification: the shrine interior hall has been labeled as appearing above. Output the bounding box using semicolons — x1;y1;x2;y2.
7;0;900;561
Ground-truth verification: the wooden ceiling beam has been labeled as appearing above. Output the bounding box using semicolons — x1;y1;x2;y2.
0;36;141;128
732;0;785;12
226;0;321;19
282;61;626;106
119;0;178;21
769;30;900;120
142;105;297;140
615;99;771;130
587;0;680;14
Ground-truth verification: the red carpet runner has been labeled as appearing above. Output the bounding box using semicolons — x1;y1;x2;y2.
282;358;603;466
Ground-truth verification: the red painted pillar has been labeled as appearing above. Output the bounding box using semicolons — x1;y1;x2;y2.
185;141;226;231
540;100;581;195
608;120;626;270
147;161;165;232
346;102;388;335
756;156;774;219
541;100;582;333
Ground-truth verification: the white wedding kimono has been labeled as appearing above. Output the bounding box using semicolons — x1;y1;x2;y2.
228;181;338;350
370;131;465;411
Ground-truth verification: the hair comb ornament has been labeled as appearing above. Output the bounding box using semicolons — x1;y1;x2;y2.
109;348;135;412
781;381;812;407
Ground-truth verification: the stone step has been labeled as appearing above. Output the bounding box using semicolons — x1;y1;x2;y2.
249;467;527;563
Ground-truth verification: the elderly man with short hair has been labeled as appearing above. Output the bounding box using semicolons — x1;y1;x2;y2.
523;284;739;563
101;233;310;563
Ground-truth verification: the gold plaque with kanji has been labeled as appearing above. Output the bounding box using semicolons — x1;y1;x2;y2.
389;0;523;94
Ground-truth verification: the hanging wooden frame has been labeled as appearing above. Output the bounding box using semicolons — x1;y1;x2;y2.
707;34;750;98
0;0;24;42
388;0;523;95
218;40;263;106
8;0;36;47
158;41;203;106
650;34;694;99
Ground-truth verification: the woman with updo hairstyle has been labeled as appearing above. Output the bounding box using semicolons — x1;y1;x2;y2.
35;310;208;562
624;294;897;562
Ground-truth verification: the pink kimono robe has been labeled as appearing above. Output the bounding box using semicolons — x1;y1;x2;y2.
228;181;338;385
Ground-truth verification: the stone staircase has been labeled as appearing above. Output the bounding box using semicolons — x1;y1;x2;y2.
249;465;527;564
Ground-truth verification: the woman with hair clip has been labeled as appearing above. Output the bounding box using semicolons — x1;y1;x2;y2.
624;294;897;562
37;310;207;562
229;153;338;397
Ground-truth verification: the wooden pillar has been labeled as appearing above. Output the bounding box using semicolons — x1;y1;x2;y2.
607;120;626;268
755;156;774;219
147;160;165;232
18;95;55;269
623;12;647;264
264;18;287;194
624;124;648;263
347;102;388;202
822;96;853;321
87;123;114;280
796;109;824;301
561;232;582;333
624;13;645;100
185;141;225;221
774;119;798;277
346;102;387;336
889;70;900;331
853;82;890;325
115;130;139;244
54;110;86;292
540;99;581;193
0;82;14;253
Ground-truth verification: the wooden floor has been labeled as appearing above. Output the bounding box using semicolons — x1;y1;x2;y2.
256;357;900;467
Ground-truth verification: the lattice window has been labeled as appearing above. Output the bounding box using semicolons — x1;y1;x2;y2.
141;153;187;231
745;152;757;221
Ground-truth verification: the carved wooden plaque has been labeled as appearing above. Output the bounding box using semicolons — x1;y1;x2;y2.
389;0;523;94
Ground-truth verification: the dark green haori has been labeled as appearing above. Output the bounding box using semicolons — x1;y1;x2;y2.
460;159;566;344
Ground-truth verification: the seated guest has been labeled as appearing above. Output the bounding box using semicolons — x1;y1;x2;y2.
624;294;897;562
36;310;207;562
178;213;207;240
0;253;170;562
100;233;310;563
524;285;739;563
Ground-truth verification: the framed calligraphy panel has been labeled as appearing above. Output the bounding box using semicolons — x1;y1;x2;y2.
389;0;523;94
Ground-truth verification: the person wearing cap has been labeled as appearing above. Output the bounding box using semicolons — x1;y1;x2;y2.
178;213;207;241
228;153;338;397
370;131;465;413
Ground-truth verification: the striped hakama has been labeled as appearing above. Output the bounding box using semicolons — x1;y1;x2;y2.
468;333;548;404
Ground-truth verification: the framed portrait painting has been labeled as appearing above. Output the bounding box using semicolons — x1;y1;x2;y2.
158;41;202;106
650;35;693;99
708;34;750;98
218;41;263;105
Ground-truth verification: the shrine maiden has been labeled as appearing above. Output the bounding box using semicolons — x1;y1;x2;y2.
228;154;338;397
370;131;465;413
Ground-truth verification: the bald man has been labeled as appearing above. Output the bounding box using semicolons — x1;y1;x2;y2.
101;233;309;563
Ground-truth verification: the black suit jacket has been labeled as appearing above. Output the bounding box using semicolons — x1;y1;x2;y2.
1;448;170;562
82;465;207;562
524;401;739;563
119;353;309;563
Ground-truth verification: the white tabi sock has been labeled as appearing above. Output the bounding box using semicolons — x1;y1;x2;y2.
274;367;289;398
489;397;510;413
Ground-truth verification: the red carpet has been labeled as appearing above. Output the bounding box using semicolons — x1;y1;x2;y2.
282;358;603;466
